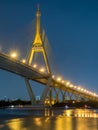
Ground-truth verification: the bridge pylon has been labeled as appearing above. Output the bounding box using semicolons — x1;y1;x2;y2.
25;6;52;105
27;6;51;74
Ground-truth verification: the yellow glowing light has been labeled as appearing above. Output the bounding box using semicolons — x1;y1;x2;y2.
77;87;81;90
44;100;47;104
51;100;55;105
34;118;42;126
81;114;84;117
7;118;22;130
62;80;65;83
22;59;26;63
66;81;70;86
93;93;96;96
84;89;87;92
73;101;75;103
33;64;37;68
81;88;84;91
78;114;81;117
57;77;61;81
94;114;97;118
10;52;18;58
39;68;45;72
52;75;55;78
67;113;70;117
47;101;50;104
70;84;73;87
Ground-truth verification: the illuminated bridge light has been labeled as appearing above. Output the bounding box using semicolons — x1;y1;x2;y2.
70;84;73;88
93;93;97;96
52;75;55;79
33;64;37;68
66;81;70;86
66;113;70;117
22;59;26;63
84;89;87;93
10;51;18;58
80;88;84;91
57;77;62;81
77;86;81;90
39;68;45;73
61;80;65;83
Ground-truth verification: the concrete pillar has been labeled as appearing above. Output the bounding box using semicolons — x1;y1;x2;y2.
24;78;36;105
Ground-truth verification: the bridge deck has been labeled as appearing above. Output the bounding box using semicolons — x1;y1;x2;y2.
0;52;98;102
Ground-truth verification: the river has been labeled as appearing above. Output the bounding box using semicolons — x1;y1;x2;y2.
0;107;98;130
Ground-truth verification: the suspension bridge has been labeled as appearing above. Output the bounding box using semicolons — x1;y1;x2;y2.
0;6;98;105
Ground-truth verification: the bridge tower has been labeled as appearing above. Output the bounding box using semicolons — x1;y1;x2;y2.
24;5;52;105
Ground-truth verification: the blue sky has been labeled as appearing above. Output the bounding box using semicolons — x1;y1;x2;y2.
0;0;98;100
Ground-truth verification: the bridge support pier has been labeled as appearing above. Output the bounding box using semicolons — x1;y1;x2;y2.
40;77;52;104
54;88;60;102
67;92;73;100
61;91;66;102
24;78;36;105
49;87;52;106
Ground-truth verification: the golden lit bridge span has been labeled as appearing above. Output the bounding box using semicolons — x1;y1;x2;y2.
0;6;98;105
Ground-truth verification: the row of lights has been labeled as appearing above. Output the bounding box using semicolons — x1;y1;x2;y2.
30;64;46;73
9;51;98;98
52;75;98;98
9;51;46;73
65;113;98;118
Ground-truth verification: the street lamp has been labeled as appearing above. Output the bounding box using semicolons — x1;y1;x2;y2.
22;59;26;63
33;64;37;68
39;68;45;73
57;77;61;81
10;51;18;58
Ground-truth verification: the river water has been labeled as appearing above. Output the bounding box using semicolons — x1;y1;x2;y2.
0;107;98;130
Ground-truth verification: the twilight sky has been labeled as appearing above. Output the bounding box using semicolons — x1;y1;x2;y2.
0;0;98;100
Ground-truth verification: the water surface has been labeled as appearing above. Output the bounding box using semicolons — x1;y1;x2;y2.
0;108;98;130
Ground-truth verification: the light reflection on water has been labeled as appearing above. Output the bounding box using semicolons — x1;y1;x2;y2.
0;108;98;130
62;109;98;118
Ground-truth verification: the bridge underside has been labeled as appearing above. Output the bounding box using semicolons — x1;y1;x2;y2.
0;53;98;105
